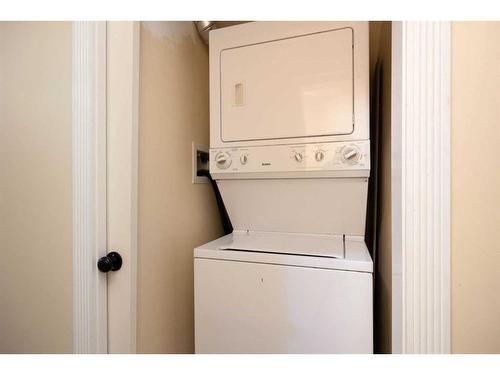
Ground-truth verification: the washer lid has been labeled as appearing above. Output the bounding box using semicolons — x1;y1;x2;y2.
194;232;372;273
218;231;344;259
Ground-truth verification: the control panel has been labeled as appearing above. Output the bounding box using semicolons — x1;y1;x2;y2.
209;140;370;174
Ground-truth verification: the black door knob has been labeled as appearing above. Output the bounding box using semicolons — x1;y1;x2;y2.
97;251;122;273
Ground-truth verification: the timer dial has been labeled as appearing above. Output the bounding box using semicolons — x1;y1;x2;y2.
341;145;361;165
215;151;232;169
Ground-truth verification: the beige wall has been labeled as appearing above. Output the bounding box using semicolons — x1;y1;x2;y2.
369;21;392;354
451;22;500;353
0;22;73;353
137;21;223;353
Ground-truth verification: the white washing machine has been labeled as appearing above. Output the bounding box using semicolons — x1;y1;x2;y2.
194;21;372;353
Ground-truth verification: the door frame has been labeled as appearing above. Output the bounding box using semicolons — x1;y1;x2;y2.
105;21;140;354
391;21;451;354
72;21;108;354
72;21;140;354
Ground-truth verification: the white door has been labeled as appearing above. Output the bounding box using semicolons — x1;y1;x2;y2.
195;258;373;353
0;21;139;354
220;27;354;142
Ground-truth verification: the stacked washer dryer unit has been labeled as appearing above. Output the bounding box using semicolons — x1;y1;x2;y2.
194;21;372;353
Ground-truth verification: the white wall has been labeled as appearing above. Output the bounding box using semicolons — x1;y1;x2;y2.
0;21;73;353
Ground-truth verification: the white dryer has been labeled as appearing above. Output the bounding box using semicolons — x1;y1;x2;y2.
194;21;372;353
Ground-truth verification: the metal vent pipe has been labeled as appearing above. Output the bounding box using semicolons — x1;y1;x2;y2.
195;21;217;44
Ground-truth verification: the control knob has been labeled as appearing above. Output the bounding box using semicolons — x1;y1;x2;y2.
341;145;361;164
315;150;325;162
214;152;232;169
294;152;303;163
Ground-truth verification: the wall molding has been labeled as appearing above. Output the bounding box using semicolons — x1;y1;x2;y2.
72;21;108;354
392;21;451;354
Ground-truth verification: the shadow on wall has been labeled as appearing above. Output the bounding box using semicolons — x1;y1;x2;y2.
369;21;392;354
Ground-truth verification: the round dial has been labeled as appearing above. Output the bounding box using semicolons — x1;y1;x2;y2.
315;150;325;162
341;145;361;165
214;151;232;169
294;152;304;163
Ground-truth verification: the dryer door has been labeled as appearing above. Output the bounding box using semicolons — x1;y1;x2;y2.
220;27;354;142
